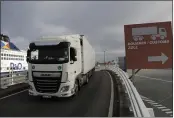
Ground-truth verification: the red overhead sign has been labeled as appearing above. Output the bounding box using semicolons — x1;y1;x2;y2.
124;21;173;69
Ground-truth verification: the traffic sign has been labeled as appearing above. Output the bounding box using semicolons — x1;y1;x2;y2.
124;21;173;69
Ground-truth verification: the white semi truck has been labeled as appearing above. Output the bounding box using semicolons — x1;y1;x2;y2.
132;27;167;41
26;34;95;98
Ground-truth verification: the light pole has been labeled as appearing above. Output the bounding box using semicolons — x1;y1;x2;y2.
104;51;106;69
104;51;105;64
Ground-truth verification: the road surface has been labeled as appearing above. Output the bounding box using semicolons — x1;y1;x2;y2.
128;69;173;117
0;71;115;117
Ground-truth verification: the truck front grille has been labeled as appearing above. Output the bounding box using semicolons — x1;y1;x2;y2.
32;72;62;93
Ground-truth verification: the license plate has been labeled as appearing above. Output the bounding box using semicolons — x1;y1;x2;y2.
43;95;51;98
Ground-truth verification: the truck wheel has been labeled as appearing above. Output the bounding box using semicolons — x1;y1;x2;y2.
84;75;89;85
94;68;95;71
73;80;79;96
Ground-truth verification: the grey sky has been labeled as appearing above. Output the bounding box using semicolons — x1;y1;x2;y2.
1;1;172;62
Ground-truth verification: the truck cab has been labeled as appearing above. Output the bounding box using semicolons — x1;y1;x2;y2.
26;35;92;98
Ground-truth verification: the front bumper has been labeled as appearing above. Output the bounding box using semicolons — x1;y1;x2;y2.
28;81;75;97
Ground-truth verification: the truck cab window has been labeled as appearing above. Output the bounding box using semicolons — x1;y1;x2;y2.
28;46;69;64
70;48;74;61
70;47;77;61
30;50;39;60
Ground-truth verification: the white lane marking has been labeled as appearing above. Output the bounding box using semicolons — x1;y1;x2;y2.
153;104;163;107
141;96;149;100
141;96;173;116
136;75;173;83
157;106;167;109
166;111;173;114
147;102;158;105
143;99;155;102
0;89;28;100
105;71;114;117
162;109;172;111
141;95;148;98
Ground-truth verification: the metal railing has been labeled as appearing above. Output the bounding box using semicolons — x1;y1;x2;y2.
0;68;28;89
1;75;27;89
104;65;153;117
0;67;28;77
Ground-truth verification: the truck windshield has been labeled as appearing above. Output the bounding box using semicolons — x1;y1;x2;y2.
30;48;69;64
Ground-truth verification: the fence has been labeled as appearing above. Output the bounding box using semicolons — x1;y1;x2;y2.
0;68;28;89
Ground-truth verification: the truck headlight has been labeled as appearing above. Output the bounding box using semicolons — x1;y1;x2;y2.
60;86;70;92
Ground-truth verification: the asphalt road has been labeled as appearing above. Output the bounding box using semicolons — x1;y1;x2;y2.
0;71;113;117
127;69;173;117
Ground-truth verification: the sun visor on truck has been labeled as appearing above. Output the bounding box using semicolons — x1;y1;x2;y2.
29;41;70;49
34;40;63;46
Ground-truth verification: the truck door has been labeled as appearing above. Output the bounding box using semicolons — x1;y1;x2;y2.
70;47;78;75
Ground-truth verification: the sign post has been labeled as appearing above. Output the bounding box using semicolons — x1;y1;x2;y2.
124;21;173;82
132;69;135;83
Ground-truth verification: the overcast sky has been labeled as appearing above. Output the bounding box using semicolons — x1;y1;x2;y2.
1;1;172;62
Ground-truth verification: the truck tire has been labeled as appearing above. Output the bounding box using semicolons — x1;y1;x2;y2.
84;74;89;85
73;80;79;96
90;70;93;77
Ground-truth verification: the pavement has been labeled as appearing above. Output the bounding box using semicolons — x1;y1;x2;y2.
127;69;173;117
0;70;120;117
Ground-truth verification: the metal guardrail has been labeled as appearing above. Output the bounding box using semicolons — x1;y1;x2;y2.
0;67;28;77
104;65;153;117
0;73;28;89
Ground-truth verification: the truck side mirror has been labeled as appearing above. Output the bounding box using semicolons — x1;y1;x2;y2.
26;49;30;62
26;57;29;62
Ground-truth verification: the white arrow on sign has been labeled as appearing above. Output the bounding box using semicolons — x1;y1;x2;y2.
148;52;168;64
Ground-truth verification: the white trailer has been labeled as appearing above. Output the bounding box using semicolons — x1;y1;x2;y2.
132;27;167;41
26;34;95;98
